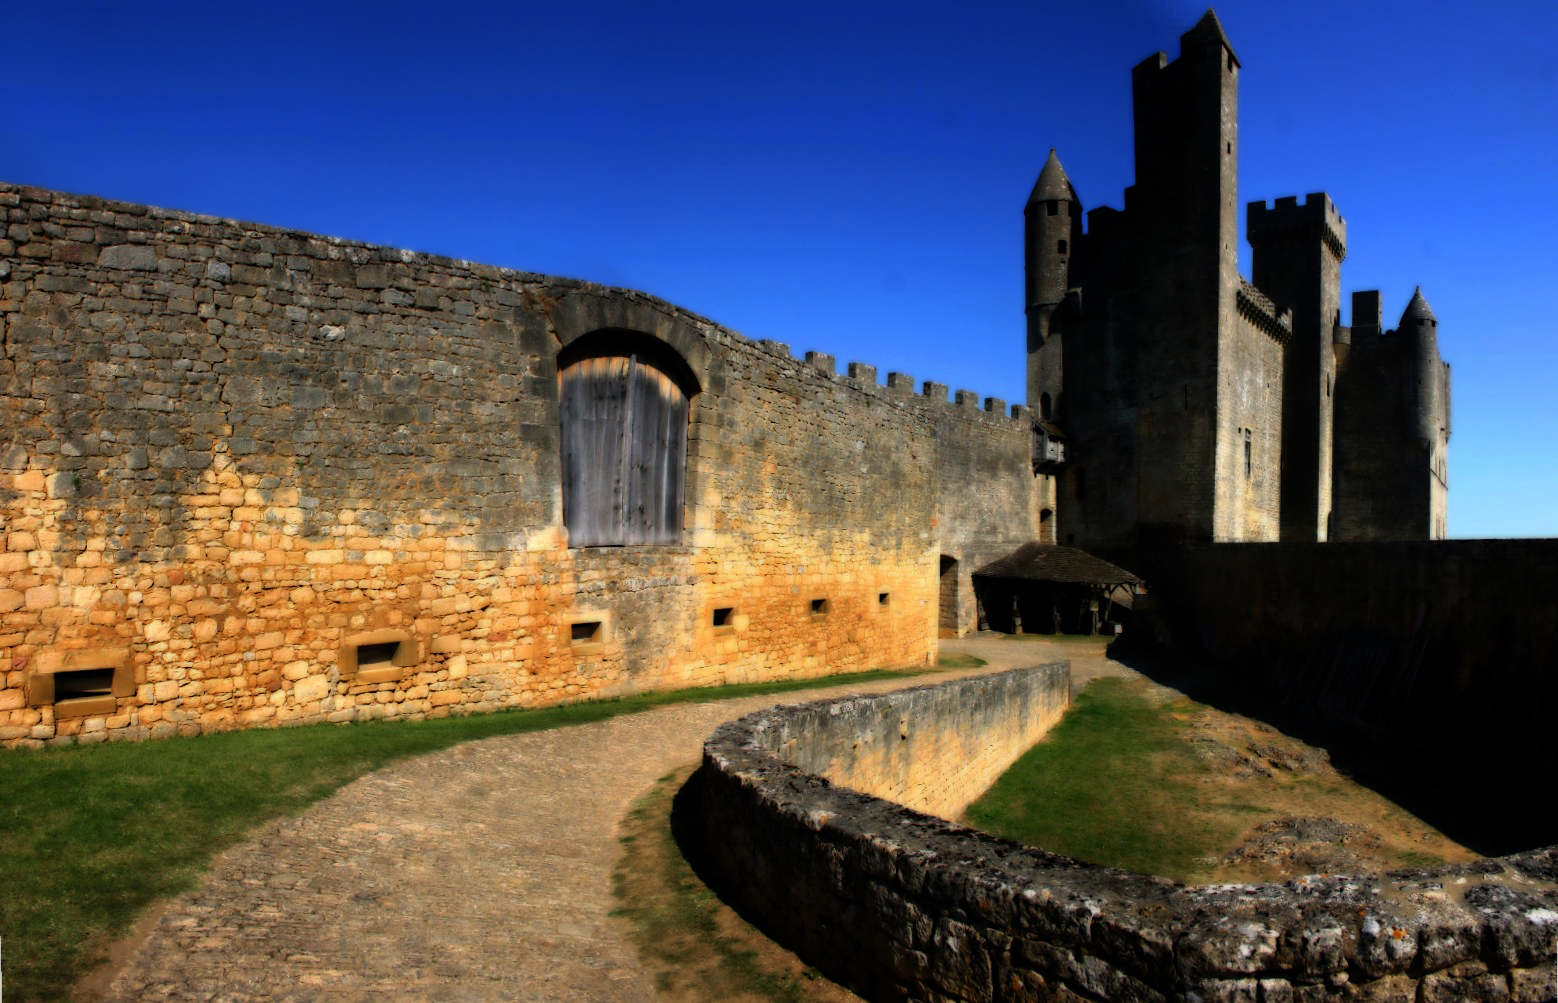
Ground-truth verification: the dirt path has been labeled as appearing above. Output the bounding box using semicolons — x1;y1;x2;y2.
102;639;1083;1002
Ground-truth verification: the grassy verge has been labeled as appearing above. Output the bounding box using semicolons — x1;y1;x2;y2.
1;658;977;1002
610;766;858;1002
966;676;1239;880
965;676;1469;883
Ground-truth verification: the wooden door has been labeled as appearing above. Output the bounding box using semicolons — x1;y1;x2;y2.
560;354;689;546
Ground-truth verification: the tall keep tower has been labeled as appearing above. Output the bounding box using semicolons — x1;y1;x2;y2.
1126;8;1255;544
1247;194;1347;541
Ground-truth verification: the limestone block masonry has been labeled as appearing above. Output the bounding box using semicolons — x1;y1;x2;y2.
699;667;1558;1003
0;182;1042;747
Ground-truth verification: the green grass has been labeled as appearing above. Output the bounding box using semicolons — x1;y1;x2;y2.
965;676;1242;881
612;767;818;1002
0;658;977;1002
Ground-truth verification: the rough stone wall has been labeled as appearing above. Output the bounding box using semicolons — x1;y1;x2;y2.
929;391;1044;637
751;662;1069;821
1220;309;1284;541
0;182;1037;747
700;669;1558;1003
1125;540;1558;846
1331;329;1437;541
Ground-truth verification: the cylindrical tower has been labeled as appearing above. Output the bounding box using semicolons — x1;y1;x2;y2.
1399;287;1444;448
1025;149;1082;417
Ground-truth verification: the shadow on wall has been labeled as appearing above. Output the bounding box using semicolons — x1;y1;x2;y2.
1103;637;1553;857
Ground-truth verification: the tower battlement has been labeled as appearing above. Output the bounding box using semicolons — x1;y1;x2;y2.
1247;194;1347;260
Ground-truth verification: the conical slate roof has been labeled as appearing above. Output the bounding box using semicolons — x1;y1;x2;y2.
1027;149;1079;207
1182;8;1239;66
1400;286;1436;326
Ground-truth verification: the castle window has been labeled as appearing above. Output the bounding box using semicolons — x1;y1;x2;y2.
1040;393;1052;420
712;606;734;628
26;647;134;720
1056;239;1068;255
878;592;891;606
1046;200;1059;217
810;598;829;617
339;629;421;684
560;331;698;547
1243;429;1252;478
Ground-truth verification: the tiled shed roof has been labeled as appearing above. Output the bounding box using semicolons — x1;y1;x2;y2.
973;543;1143;586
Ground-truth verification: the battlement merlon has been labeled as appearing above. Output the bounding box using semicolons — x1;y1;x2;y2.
1247;193;1347;261
1131;8;1241;80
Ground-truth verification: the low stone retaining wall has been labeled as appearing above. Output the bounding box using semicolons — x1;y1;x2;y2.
699;666;1558;1003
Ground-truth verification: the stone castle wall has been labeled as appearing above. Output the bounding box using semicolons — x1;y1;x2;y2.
1125;540;1558;850
746;661;1069;821
700;667;1558;1003
0;182;1040;747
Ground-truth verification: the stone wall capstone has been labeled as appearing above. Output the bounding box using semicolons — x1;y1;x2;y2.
699;666;1558;1003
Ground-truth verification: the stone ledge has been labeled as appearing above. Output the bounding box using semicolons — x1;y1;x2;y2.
698;670;1558;1003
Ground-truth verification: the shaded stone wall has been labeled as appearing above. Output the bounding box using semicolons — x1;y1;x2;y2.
0;182;1039;747
1125;540;1558;847
700;668;1558;1003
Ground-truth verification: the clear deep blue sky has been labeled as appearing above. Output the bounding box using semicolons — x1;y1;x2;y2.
8;1;1555;537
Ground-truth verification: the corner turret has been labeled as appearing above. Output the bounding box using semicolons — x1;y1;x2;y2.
1025;149;1082;420
1025;149;1080;313
1399;287;1446;450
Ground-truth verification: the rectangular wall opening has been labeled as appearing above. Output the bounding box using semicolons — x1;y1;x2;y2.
571;621;602;644
810;598;829;616
55;668;114;701
712;607;734;628
878;592;891;606
52;667;118;719
356;641;400;669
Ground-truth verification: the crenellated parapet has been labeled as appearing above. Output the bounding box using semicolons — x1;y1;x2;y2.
747;337;1036;429
1247;193;1347;261
1236;278;1293;343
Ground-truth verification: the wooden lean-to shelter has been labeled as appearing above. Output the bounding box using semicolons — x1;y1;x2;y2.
973;544;1143;635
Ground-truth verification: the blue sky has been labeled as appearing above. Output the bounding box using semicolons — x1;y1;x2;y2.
7;1;1555;537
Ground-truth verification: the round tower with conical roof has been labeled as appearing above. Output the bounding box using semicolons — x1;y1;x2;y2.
1399;287;1445;449
1025;149;1082;420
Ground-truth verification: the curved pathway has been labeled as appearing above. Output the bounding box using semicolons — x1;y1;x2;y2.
106;636;1131;1002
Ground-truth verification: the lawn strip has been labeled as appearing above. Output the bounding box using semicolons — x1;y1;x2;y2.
2;659;974;1003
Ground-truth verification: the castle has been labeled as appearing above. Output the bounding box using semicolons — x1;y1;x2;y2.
0;12;1475;750
1029;11;1451;549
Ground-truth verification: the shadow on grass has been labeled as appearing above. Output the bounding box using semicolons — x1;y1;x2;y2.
1104;639;1550;857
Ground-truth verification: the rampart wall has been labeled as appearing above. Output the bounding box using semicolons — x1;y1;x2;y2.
700;666;1558;1003
0;182;1039;747
1123;540;1558;850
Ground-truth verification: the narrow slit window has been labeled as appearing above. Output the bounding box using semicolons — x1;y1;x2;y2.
1243;429;1253;478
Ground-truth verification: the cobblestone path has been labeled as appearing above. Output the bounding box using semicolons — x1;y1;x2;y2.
106;637;1130;1002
